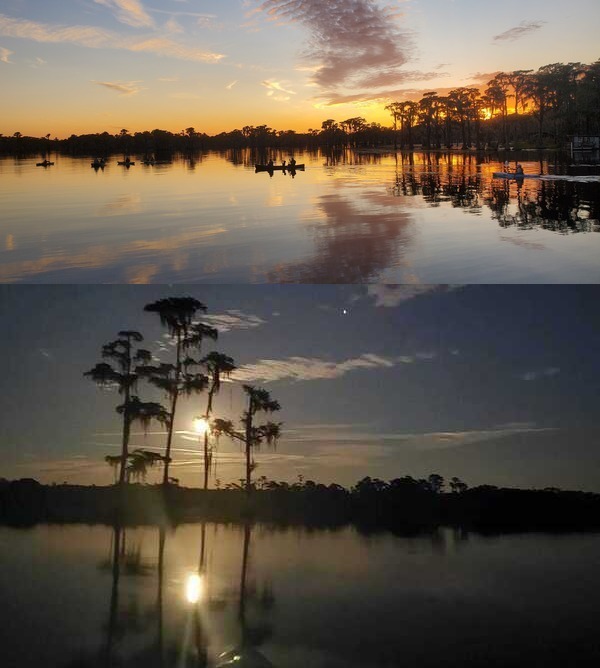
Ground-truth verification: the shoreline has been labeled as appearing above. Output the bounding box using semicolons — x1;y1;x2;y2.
3;480;600;534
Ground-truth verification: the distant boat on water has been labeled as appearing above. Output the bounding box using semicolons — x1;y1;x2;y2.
493;172;540;179
36;160;54;167
117;159;135;166
91;158;106;168
255;163;304;172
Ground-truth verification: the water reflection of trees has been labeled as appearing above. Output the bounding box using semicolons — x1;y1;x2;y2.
485;181;600;232
387;157;600;230
65;521;276;668
391;171;483;213
216;523;275;668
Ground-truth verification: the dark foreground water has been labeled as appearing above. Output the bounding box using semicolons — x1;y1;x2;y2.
2;523;600;667
1;151;599;283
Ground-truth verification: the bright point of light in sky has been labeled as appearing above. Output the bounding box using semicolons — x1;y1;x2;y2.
0;0;598;136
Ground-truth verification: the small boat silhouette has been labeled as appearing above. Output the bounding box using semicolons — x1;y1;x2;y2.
255;163;304;172
493;172;540;179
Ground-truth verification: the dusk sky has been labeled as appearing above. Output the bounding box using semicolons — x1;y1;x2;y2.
1;0;599;137
1;284;599;491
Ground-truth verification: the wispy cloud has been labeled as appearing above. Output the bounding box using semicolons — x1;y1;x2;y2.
0;45;12;63
232;352;436;383
164;17;183;34
226;80;238;89
128;36;223;62
151;310;266;356
93;80;145;95
257;0;413;101
94;0;155;29
367;284;462;308
0;13;224;63
201;310;267;333
30;56;47;68
493;20;546;43
352;68;442;90
148;8;218;20
262;80;296;95
285;422;557;451
520;367;560;382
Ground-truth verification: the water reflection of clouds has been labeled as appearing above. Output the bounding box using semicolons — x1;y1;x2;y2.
268;190;415;283
2;153;599;282
0;226;228;282
97;193;143;216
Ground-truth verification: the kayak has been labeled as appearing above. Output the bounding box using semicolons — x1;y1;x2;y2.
117;161;135;166
255;164;304;172
493;172;540;179
36;161;54;166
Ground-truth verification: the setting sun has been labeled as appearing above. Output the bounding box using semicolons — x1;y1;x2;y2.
193;417;210;436
185;573;204;605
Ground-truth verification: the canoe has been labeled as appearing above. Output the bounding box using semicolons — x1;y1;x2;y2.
91;160;106;167
493;172;540;179
117;161;135;166
255;164;305;172
36;161;54;166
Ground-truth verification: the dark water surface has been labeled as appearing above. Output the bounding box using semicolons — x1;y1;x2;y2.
2;523;600;667
1;151;599;283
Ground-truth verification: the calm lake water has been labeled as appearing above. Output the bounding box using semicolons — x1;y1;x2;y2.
1;151;599;283
2;523;600;667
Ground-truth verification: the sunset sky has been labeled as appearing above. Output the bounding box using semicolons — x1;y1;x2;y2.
1;284;599;491
1;0;598;137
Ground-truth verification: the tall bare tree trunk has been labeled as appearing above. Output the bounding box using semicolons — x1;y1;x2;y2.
119;414;130;485
119;344;132;485
203;430;210;490
163;334;181;486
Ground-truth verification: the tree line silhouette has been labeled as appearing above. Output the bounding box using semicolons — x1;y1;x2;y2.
2;59;599;156
2;474;600;533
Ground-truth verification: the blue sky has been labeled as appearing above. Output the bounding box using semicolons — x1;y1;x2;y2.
1;1;598;136
1;284;599;491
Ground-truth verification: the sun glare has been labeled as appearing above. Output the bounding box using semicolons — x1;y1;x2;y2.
193;417;210;435
185;573;204;604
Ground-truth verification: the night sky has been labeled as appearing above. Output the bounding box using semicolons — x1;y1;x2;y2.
1;284;599;491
